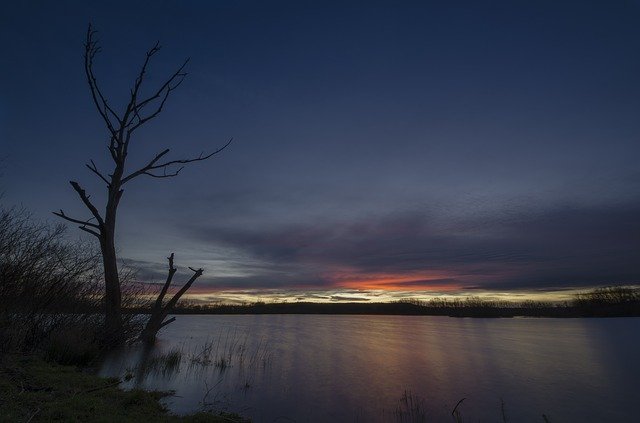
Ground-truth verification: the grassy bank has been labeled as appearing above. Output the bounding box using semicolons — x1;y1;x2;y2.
0;354;247;423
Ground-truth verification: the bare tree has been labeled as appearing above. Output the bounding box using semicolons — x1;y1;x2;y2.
140;253;202;343
54;25;230;341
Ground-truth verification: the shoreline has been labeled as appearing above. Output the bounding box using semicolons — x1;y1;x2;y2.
124;300;640;318
0;354;248;422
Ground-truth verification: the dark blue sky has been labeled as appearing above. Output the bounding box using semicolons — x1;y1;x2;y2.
2;1;639;300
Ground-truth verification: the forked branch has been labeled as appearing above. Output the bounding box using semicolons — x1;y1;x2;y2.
52;210;101;238
162;266;203;313
84;25;121;137
126;59;189;135
69;181;104;227
140;253;204;343
86;160;110;185
52;210;100;229
122;138;233;183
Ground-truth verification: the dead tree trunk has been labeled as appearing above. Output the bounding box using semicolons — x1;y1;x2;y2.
140;253;203;344
53;25;230;342
100;230;122;335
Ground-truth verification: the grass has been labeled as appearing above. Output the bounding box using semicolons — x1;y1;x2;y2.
392;390;427;422
0;354;248;422
383;391;553;423
145;348;184;375
184;333;271;374
163;349;183;371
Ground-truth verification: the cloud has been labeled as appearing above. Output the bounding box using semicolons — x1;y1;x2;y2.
127;200;640;292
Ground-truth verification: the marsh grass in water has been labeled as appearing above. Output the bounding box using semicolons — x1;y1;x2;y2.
153;348;184;375
392;390;428;422
383;391;554;423
184;331;271;374
127;331;271;383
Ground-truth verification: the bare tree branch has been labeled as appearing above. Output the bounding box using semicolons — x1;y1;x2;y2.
140;167;185;179
140;256;204;343
129;42;161;104
121;148;170;183
119;42;164;150
69;181;104;227
79;226;101;238
86;160;110;185
127;69;187;135
153;253;176;311
121;138;232;184
137;59;188;111
84;25;122;137
52;210;100;229
159;316;176;329
162;266;203;313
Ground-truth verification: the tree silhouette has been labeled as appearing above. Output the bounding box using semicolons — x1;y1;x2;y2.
54;25;231;341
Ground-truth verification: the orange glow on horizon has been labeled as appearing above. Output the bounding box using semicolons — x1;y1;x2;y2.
331;271;462;292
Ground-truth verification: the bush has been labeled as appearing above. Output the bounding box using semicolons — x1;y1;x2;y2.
44;324;101;365
0;206;103;357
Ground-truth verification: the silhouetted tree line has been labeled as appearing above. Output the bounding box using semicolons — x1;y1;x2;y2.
573;286;640;316
160;288;640;318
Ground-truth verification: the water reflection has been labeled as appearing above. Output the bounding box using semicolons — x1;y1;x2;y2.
100;315;640;422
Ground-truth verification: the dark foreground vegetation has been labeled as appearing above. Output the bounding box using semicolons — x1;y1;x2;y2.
0;206;246;422
0;354;245;422
168;286;640;318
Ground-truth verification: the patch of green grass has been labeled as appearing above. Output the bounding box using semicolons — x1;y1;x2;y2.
0;354;248;422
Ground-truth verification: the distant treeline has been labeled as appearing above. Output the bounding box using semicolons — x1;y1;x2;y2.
131;286;640;318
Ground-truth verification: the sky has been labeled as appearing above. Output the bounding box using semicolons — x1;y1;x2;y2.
1;1;639;303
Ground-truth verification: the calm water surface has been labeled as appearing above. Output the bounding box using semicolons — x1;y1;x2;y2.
100;315;640;422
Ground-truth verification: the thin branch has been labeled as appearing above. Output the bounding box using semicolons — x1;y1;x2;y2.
52;210;100;228
106;134;120;162
128;73;186;133
141;166;184;179
120;42;163;148
86;160;110;185
162;267;204;313
130;42;161;103
69;181;104;227
121;148;169;183
122;138;232;184
159;316;176;329
84;25;121;136
451;398;466;417
131;58;189;115
151;138;233;170
79;226;101;238
154;253;177;311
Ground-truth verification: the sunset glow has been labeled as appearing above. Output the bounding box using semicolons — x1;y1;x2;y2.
331;271;462;291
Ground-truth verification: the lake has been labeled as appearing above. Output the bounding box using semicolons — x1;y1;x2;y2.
100;315;640;422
